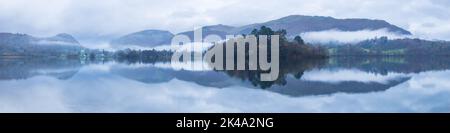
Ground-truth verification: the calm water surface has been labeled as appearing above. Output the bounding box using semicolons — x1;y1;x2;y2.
0;57;449;112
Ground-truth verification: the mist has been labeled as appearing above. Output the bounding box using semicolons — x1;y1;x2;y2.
1;0;450;44
301;29;412;44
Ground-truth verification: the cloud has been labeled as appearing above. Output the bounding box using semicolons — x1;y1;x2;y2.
301;29;411;43
0;0;450;43
35;40;80;46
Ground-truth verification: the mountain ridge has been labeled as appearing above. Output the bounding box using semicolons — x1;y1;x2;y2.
0;33;83;56
232;15;411;36
110;30;174;48
112;15;411;48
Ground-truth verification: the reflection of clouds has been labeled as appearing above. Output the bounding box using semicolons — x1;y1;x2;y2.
79;62;116;72
0;77;71;112
165;61;213;71
407;70;450;91
114;61;213;71
0;65;449;113
301;69;410;84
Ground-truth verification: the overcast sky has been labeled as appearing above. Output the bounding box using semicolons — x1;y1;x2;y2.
1;0;450;41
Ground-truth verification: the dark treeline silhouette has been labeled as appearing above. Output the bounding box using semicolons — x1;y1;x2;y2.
206;26;329;89
250;26;329;60
204;26;328;69
114;49;173;64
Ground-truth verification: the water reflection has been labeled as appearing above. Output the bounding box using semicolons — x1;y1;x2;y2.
0;58;82;80
0;56;449;112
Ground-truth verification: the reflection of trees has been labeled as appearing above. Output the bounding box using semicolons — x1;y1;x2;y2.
327;56;450;75
205;26;329;89
0;58;82;80
217;59;327;89
111;54;450;90
114;49;172;64
212;55;450;89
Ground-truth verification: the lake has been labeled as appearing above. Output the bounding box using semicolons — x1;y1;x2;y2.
0;56;449;113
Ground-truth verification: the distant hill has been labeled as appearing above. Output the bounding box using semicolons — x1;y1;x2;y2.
44;33;80;44
112;15;411;49
0;33;83;57
176;15;411;40
177;24;235;40
110;30;174;48
233;15;411;36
